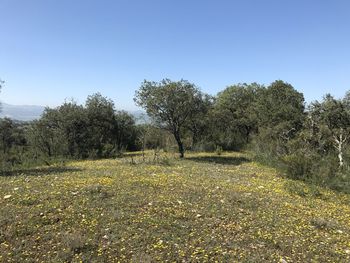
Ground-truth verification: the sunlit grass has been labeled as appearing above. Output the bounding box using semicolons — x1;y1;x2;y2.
1;152;349;262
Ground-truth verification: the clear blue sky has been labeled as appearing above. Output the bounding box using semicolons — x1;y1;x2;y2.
0;0;349;110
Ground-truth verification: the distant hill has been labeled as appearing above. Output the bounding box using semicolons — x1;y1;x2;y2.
129;110;151;124
0;103;45;121
0;102;151;123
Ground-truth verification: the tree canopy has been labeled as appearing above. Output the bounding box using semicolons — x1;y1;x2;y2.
134;79;206;157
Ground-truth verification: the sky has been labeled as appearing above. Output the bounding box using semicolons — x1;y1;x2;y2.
0;0;349;110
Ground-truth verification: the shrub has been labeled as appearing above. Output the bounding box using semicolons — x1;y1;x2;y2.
284;180;323;198
192;141;216;152
282;153;313;180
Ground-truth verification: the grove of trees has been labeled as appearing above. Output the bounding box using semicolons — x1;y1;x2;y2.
1;78;350;193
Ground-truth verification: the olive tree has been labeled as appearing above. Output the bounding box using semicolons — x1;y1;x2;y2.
134;79;204;158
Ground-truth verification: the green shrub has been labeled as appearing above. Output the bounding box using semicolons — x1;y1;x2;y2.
282;153;313;180
284;180;323;198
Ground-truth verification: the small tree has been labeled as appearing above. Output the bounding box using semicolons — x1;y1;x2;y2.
29;108;65;158
115;110;138;151
0;118;15;154
309;94;350;168
134;79;204;158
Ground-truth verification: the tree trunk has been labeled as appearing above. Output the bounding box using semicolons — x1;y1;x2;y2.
245;126;251;143
334;130;346;168
192;130;198;150
174;131;184;158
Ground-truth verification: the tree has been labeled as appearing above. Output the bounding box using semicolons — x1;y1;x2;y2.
56;101;88;158
256;80;305;136
134;79;204;158
115;110;138;151
309;94;350;168
29;108;65;158
0;118;27;167
253;80;305;156
185;94;213;149
85;93;118;158
213;83;262;149
0;118;15;154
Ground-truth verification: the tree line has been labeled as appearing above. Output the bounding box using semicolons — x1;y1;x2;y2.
1;78;350;192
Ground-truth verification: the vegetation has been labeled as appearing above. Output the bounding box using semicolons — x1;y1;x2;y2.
134;79;208;158
2;77;350;261
1;152;349;262
0;94;139;168
1;78;350;193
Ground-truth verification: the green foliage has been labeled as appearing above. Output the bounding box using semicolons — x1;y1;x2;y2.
1;93;140;170
282;153;313;180
256;80;305;134
213;83;262;148
185;94;214;149
2;77;350;194
56;101;88;158
272;93;350;193
134;79;207;158
0;118;28;169
192;141;216;152
85;93;117;157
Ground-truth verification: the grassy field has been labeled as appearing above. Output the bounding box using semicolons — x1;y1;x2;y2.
1;152;350;262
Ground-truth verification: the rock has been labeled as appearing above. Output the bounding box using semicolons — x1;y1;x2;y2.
4;195;12;199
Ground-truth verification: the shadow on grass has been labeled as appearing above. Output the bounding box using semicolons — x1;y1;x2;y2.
186;155;250;166
0;166;83;177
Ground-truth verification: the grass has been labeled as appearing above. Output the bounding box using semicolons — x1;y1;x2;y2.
1;151;350;262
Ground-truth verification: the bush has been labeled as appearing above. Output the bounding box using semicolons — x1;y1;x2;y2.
282;153;313;180
326;173;350;194
192;141;216;152
284;180;323;198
